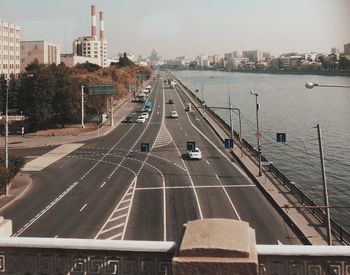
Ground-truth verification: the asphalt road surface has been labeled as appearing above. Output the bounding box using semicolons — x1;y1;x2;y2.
0;72;301;245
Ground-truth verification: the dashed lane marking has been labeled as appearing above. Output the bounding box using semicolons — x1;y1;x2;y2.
135;184;255;191
79;203;87;212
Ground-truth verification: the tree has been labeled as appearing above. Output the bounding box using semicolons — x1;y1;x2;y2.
0;74;7;115
118;52;134;67
75;62;101;72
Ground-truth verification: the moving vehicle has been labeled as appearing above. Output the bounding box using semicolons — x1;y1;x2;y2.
143;101;152;112
187;147;202;160
170;110;178;118
141;112;149;119
168;99;174;104
136;115;146;123
123;116;133;123
185;103;191;112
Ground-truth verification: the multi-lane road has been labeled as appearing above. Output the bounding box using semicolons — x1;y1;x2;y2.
0;72;301;245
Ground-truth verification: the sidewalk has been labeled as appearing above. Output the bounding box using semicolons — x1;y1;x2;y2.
174;75;329;245
0;97;131;149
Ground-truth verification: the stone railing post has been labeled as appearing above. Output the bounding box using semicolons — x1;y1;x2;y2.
0;217;12;237
173;219;258;275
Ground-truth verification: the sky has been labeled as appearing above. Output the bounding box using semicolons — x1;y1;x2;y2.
1;0;350;59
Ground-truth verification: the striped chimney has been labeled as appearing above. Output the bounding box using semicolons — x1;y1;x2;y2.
99;11;104;40
91;5;97;38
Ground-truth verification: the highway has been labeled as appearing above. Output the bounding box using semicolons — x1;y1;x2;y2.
0;72;301;245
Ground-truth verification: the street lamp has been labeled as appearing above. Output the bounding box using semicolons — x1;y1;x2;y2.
305;82;350;89
209;76;233;140
249;90;262;177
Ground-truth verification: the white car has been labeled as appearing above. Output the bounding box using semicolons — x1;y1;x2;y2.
188;147;202;160
170;110;178;118
136;115;146;123
141;112;149;119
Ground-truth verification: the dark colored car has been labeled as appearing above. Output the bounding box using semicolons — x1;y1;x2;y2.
124;116;133;123
168;99;174;104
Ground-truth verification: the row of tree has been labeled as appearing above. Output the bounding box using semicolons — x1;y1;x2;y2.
0;57;151;131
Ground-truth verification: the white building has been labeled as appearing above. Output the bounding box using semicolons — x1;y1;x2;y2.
63;5;107;68
20;41;60;72
0;18;20;78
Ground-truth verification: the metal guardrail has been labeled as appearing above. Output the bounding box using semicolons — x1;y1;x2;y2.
170;72;350;245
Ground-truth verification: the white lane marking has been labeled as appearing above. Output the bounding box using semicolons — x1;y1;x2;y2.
54;235;58;238
278;239;284;245
214;174;241;220
215;174;219;180
116;205;129;212
110;213;127;222
79;203;87;212
107;233;122;240
135;185;255;190
100;181;106;188
206;160;210;165
14;120;138;237
100;223;125;235
121;198;131;204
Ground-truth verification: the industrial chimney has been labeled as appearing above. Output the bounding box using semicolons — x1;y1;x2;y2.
99;11;105;40
91;5;97;38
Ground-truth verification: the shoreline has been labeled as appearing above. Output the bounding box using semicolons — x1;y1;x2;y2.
165;67;350;77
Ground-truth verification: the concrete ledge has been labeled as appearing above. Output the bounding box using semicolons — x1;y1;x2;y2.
0;216;12;237
173;219;258;275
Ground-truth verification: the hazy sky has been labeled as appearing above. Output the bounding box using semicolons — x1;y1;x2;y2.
1;0;350;59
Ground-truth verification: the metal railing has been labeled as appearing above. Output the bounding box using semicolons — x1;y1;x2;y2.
170;72;350;245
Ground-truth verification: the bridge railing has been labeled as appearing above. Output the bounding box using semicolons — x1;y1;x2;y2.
0;237;176;274
170;73;350;245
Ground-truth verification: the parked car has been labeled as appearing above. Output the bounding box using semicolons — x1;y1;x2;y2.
168;99;174;104
123;116;133;123
136;115;146;123
187;147;202;160
141;112;149;119
170;110;178;118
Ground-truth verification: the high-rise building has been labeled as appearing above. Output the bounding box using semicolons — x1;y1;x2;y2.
344;43;350;55
0;18;20;78
242;50;263;62
20;41;60;72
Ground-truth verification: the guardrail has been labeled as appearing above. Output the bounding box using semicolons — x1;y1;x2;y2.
169;71;350;245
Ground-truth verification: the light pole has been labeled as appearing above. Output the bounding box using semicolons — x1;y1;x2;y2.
209;76;233;139
81;86;85;128
5;80;9;180
250;90;262;177
305;82;350;89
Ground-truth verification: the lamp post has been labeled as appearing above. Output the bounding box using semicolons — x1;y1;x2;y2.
5;80;9;179
304;82;350;245
81;86;85;128
209;76;233;139
305;82;350;89
250;90;262;177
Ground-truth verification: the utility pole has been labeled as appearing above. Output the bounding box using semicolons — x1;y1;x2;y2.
81;86;85;128
250;91;262;177
317;124;332;245
5;80;9;195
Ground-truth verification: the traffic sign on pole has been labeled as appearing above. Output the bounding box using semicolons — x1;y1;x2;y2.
276;133;286;142
224;138;234;148
141;143;150;152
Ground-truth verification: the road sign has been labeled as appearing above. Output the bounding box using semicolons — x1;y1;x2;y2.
224;138;234;149
141;143;150;152
187;141;195;151
87;84;115;95
276;133;286;142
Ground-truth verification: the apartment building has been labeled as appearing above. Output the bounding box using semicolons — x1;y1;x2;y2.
20;41;60;72
0;18;20;78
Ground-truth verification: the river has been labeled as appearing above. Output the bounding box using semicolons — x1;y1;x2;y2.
172;70;350;232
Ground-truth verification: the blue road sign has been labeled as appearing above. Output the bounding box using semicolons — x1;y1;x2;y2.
187;141;196;151
224;138;234;148
141;143;150;152
276;133;286;142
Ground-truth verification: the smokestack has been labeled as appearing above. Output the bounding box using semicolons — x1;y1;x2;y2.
99;11;104;40
91;5;97;38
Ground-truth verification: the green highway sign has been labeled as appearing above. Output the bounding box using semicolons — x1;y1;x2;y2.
87;84;115;95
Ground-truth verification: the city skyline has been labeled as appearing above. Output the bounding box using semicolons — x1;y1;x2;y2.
1;0;350;59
